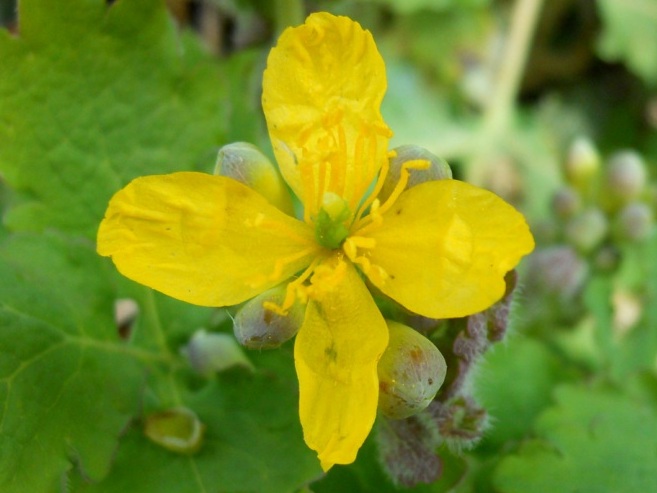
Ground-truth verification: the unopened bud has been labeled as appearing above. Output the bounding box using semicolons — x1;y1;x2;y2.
565;137;600;187
214;142;294;214
527;245;588;297
430;396;488;450
378;321;447;420
378;145;452;203
144;407;206;454
551;186;581;218
181;329;254;376
233;286;304;349
564;208;608;252
614;202;653;241
605;150;647;203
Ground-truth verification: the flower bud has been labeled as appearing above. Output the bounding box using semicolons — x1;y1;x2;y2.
233;285;304;349
378;145;452;203
144;407;205;454
431;396;488;450
378;321;447;420
614;202;654;241
180;329;254;376
214;142;294;214
551;186;581;218
565;137;600;187
527;245;588;298
564;207;608;252
604;150;647;204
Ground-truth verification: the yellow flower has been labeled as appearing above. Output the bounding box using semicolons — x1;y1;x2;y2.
97;12;534;471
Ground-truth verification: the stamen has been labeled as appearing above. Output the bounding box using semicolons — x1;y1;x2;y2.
354;154;389;226
303;255;348;300
337;124;349;200
343;236;389;286
268;246;319;282
263;255;325;315
354;158;430;235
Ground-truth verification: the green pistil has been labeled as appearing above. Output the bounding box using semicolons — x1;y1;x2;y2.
315;192;351;249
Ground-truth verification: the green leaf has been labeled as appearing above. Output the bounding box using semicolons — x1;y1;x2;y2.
0;233;143;493
596;0;657;85
582;234;657;381
493;384;657;493
71;350;321;493
0;0;227;237
474;337;572;452
0;232;321;492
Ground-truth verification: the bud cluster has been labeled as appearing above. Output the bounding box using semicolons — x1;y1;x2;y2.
528;138;655;323
376;271;518;486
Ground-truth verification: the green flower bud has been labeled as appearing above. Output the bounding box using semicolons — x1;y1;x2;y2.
551;186;581;218
604;150;647;204
180;329;254;376
144;407;206;454
233;285;305;349
214;142;294;214
614;202;654;241
378;321;447;420
564;207;608;252
565;137;600;187
378;145;452;203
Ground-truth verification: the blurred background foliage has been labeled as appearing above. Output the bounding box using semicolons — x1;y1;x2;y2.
1;0;656;491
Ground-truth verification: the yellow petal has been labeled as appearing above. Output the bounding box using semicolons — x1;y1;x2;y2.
97;172;320;306
262;12;391;218
356;180;534;319
294;255;388;470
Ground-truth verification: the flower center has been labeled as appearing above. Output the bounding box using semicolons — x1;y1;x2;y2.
314;192;352;249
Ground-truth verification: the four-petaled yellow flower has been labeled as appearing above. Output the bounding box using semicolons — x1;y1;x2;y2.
97;12;534;470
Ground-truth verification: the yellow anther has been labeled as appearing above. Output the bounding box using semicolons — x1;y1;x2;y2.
305;256;348;299
261;256;325;315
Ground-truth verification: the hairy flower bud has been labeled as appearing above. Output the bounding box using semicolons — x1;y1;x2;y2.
565;137;600;187
614;202;654;241
378;145;452;203
144;407;206;454
564;208;608;252
605;150;647;204
214;142;294;214
233;286;305;349
551;186;581;218
527;245;588;297
378;321;447;420
181;329;254;376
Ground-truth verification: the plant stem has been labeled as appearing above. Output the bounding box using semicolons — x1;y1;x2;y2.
484;0;544;133
142;288;183;406
274;0;305;34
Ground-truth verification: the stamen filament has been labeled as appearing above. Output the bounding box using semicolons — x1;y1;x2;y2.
354;158;430;236
263;254;327;315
